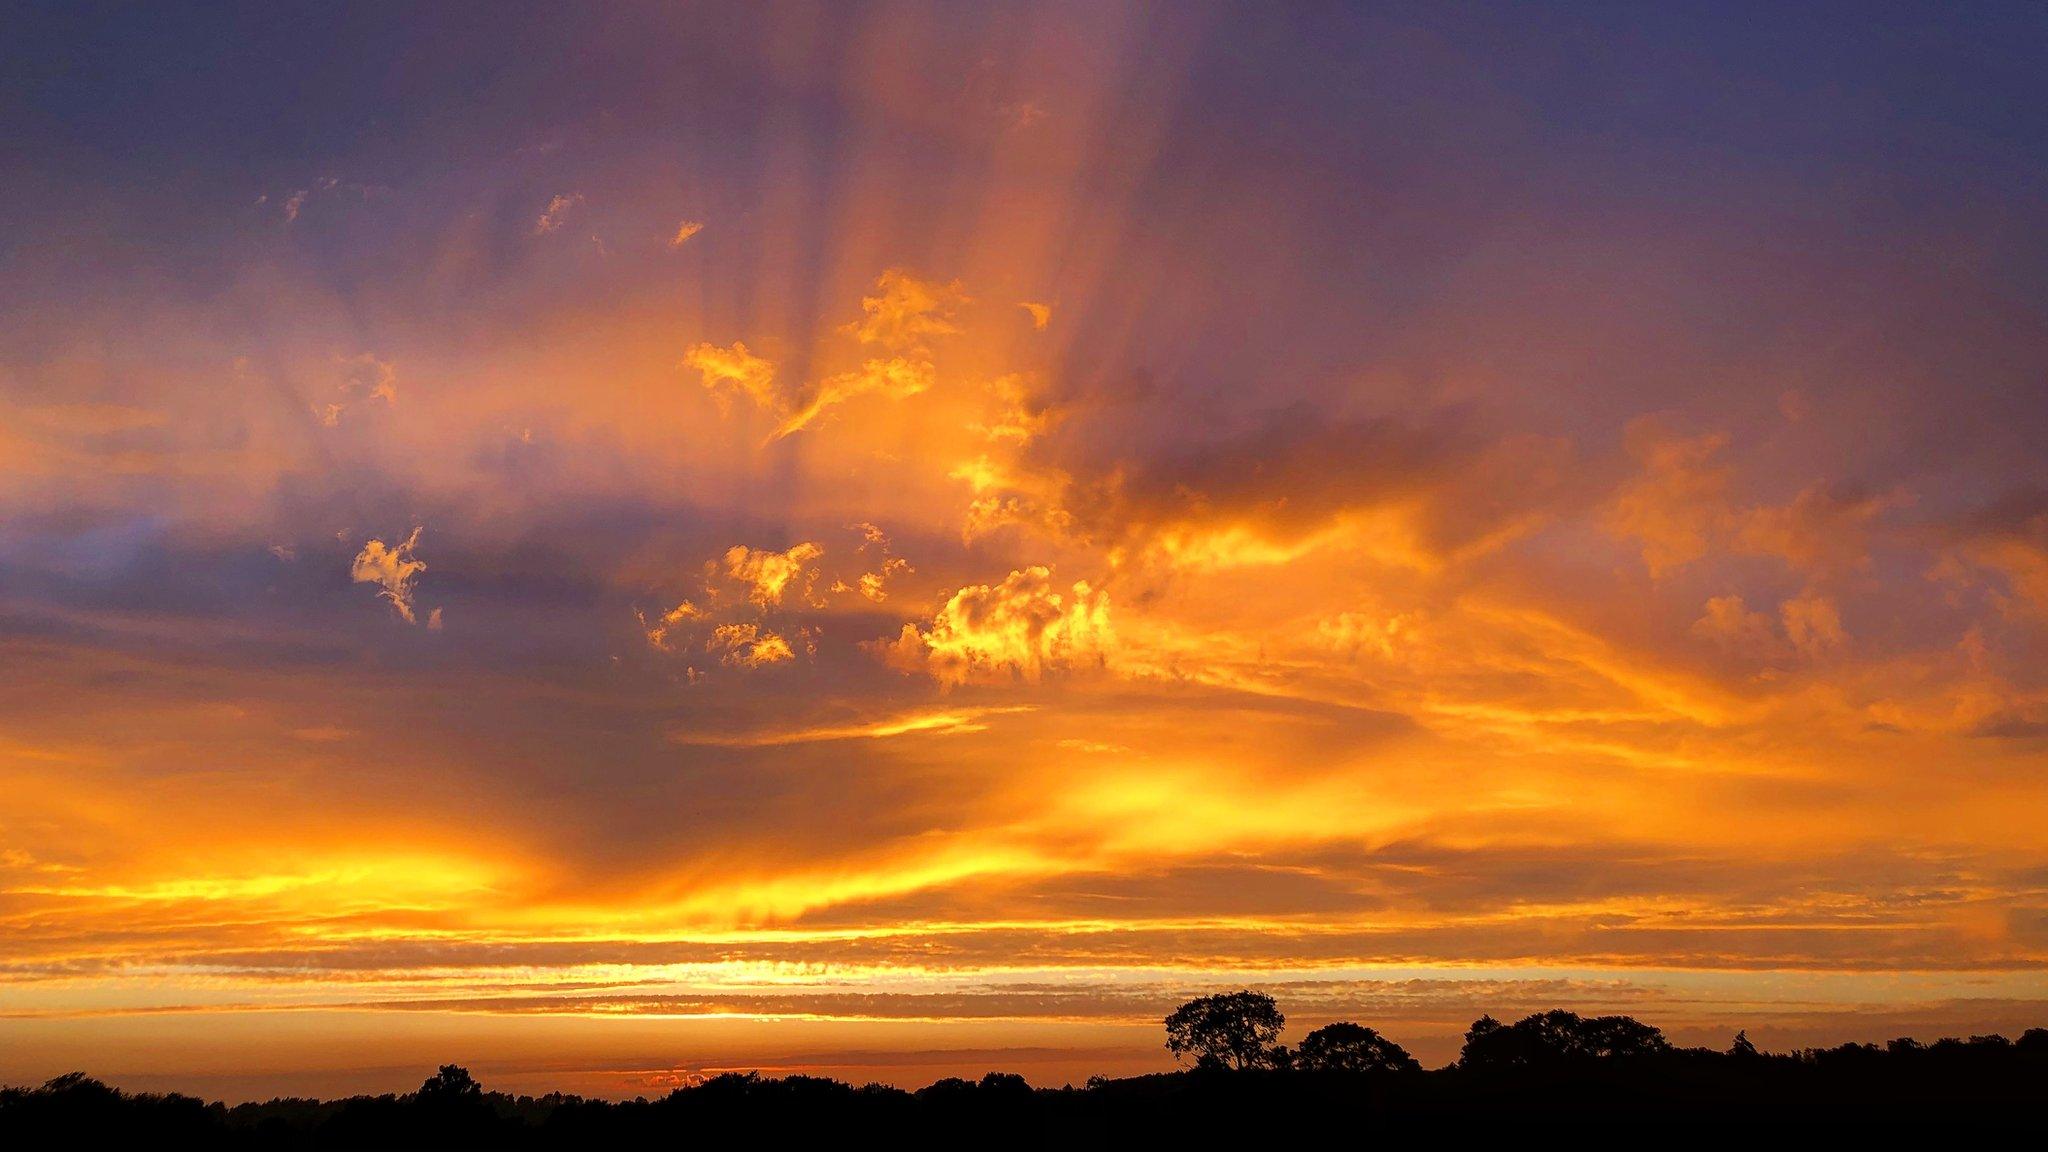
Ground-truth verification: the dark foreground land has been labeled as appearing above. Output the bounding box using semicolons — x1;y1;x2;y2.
7;1036;2048;1146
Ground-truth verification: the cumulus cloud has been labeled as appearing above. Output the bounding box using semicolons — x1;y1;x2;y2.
351;528;428;624
683;341;778;413
1019;301;1053;329
723;542;824;606
668;219;705;248
534;192;584;235
880;566;1113;685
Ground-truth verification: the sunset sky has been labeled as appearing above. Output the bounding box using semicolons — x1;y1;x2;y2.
5;1;2048;1100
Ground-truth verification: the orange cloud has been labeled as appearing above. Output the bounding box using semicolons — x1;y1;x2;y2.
840;269;966;350
640;600;703;651
683;341;778;413
668;219;705;248
1605;421;1731;576
771;356;935;440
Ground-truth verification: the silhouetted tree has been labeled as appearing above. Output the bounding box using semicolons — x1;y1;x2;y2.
1164;990;1286;1070
1459;1010;1669;1067
1295;1023;1420;1073
1729;1030;1759;1058
417;1064;483;1101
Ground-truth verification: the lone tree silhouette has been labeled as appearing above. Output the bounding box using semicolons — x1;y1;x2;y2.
417;1065;483;1101
1295;1022;1421;1073
1164;990;1286;1070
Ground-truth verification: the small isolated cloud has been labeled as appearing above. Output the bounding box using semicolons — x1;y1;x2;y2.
683;341;778;413
723;542;824;606
281;177;337;223
878;566;1113;685
268;544;297;562
1019;301;1053;330
668;220;705;248
351;527;428;624
709;623;794;668
534;192;584;235
840;269;967;351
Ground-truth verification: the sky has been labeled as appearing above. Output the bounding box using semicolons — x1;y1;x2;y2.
3;0;2048;1101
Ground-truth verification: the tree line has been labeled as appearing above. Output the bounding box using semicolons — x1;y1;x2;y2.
5;992;2046;1143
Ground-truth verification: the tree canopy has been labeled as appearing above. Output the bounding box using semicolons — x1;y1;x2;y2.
1163;990;1286;1070
1459;1010;1671;1068
1295;1023;1421;1073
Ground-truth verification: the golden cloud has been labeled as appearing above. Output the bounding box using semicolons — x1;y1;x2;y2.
709;623;795;668
349;527;428;624
881;566;1114;685
723;542;824;606
772;356;936;440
